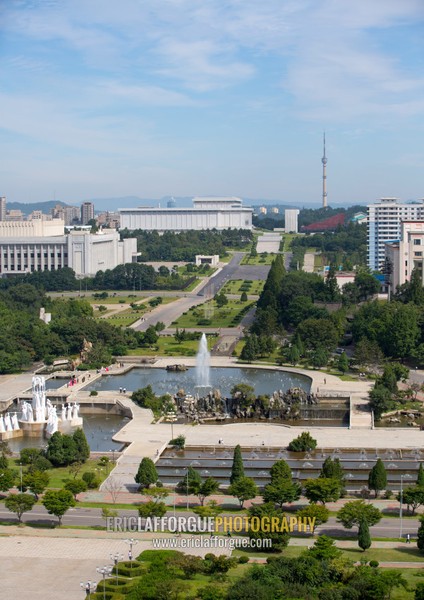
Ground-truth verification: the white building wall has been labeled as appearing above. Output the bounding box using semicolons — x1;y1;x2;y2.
0;219;64;237
284;209;300;233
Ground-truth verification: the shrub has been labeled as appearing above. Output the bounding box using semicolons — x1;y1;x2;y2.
238;555;249;564
82;471;99;489
90;390;98;396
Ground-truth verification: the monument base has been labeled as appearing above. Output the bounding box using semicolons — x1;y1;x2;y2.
0;430;23;441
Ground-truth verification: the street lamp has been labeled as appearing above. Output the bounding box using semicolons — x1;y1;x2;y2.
399;474;413;540
80;581;96;598
110;553;124;584
165;410;177;441
96;566;112;600
125;538;138;568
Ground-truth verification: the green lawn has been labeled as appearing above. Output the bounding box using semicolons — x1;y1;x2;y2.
172;299;255;329
240;253;277;265
128;335;218;357
281;233;298;251
220;279;265;296
8;458;109;489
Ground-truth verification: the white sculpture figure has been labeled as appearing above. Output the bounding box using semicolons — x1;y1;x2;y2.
3;413;12;431
21;401;29;422
66;404;73;421
46;399;53;420
0;415;5;433
46;406;58;435
27;404;34;422
31;375;47;422
72;403;79;420
11;413;20;430
61;404;66;421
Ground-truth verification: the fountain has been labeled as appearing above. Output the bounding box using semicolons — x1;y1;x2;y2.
0;375;83;441
195;333;211;392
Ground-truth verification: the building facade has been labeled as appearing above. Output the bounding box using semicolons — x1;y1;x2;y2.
385;221;424;294
0;227;138;277
367;197;424;271
81;201;95;225
284;209;300;233
0;197;6;221
120;197;253;232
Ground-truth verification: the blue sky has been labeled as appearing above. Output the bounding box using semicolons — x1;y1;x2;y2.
1;0;424;207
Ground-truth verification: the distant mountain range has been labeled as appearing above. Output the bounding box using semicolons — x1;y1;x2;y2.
5;196;362;214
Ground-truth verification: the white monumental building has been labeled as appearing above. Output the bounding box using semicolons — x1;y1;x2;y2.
367;197;424;271
284;209;300;233
120;197;253;232
0;220;138;277
385;221;424;294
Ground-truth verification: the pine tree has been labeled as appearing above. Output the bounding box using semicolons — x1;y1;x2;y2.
337;352;349;374
358;519;371;551
72;428;90;463
135;457;158;488
418;516;424;552
230;445;245;484
320;457;345;486
417;464;424;487
368;458;387;498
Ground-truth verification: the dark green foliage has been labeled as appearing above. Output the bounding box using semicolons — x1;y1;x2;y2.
296;504;329;532
304;478;341;505
319;457;345;486
22;470;49;499
308;535;342;560
134;457;158;488
19;447;43;465
288;431;317;452
131;385;173;416
42;489;76;525
230;445;244;484
337;500;382;529
228;477;258;508
0;468;15;491
415;582;424;600
240;291;248;302
247;503;290;552
263;459;301;507
337;351;349;373
368;458;387;498
5;493;36;522
64;478;88;499
170;434;185;449
398;486;424;515
418;463;424;487
358;519;371;551
82;471;99;489
137;501;167;518
72;428;90;462
417;516;424;552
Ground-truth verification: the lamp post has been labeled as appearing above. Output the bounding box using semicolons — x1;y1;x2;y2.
80;581;96;598
110;553;124;585
165;410;177;441
125;538;138;568
96;566;112;600
399;474;413;540
186;468;189;511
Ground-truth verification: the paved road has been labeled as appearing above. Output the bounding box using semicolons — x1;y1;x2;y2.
0;506;418;539
198;253;244;297
256;232;281;253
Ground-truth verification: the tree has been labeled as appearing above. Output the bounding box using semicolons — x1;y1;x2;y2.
196;477;219;506
228;477;258;508
288;432;317;452
22;470;50;500
5;493;36;523
296;318;339;351
177;466;202;495
46;431;77;467
398;486;424;516
138;500;167;518
42;489;76;525
415;582;424;600
0;468;15;492
319;457;345;487
263;480;301;508
230;384;255;407
368;458;387;498
337;352;349;374
72;428;90;462
240;291;248;302
135;457;158;489
296;504;329;533
215;292;228;308
230;445;245;484
418;516;424;552
308;535;341;560
358;519;371;551
304;478;341;505
337;500;382;529
287;344;300;365
417;464;424;487
310;347;329;369
247;503;290;552
64;478;88;500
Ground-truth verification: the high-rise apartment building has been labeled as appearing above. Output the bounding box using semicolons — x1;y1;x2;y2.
367;197;424;271
386;221;424;294
0;197;6;221
285;209;300;233
81;201;95;225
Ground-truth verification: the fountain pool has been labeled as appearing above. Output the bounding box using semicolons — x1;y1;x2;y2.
83;366;311;397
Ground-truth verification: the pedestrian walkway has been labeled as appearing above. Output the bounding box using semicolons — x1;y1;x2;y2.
256;232;281;253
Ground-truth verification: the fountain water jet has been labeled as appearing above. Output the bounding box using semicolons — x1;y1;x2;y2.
195;333;211;391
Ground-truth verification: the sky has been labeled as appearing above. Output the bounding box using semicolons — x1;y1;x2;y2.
1;0;424;208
